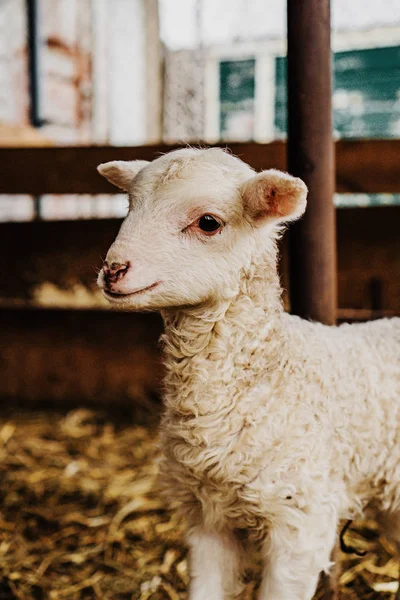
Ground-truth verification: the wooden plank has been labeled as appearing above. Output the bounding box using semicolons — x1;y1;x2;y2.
0;142;284;195
0;218;121;302
1;140;399;194
0;206;398;407
0;307;163;407
0;207;398;313
335;139;400;193
337;308;397;322
287;0;336;324
336;205;400;316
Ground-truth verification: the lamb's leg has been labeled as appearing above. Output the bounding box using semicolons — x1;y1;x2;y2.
187;527;244;600
257;509;337;600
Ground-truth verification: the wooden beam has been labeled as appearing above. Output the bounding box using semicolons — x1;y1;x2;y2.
0;308;163;407
287;0;337;325
1;140;400;194
335;139;400;193
0;207;398;313
0;206;398;407
0;143;284;195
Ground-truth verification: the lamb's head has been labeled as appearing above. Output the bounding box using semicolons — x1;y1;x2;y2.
97;148;307;311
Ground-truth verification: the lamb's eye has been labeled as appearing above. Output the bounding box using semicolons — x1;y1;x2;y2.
197;215;221;233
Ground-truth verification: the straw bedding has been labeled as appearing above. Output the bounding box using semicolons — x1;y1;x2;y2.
0;408;397;599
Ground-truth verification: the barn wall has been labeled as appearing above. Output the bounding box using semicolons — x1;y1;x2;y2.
336;208;399;314
40;0;93;143
0;0;162;145
0;308;163;408
0;0;29;126
0;210;398;311
0;207;398;406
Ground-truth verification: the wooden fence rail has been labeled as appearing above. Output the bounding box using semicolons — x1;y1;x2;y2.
0;141;399;407
1;140;400;195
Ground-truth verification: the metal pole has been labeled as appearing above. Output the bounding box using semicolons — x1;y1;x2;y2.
287;0;337;325
26;0;42;128
26;0;43;220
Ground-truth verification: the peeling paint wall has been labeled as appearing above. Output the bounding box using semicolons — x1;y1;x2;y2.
0;0;29;126
40;0;93;143
0;0;161;145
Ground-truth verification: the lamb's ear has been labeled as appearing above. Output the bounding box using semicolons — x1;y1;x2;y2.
97;160;149;191
242;169;307;225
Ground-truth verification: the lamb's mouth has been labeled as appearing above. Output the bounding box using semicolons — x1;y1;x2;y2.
103;281;161;300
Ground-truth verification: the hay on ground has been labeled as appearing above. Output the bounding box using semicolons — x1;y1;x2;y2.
0;409;397;599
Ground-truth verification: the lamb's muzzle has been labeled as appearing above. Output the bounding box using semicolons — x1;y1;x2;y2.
102;260;130;285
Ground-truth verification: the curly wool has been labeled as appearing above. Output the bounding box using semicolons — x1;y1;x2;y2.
159;240;400;543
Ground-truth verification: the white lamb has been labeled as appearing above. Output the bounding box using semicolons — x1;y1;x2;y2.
97;147;400;600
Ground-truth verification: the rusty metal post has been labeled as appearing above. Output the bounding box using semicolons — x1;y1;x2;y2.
287;0;337;325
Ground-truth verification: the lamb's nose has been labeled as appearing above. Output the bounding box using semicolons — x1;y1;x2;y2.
103;261;130;284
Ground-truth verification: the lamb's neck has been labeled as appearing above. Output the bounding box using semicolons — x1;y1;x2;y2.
161;249;285;417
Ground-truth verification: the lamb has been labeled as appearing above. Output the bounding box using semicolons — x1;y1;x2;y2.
96;147;400;600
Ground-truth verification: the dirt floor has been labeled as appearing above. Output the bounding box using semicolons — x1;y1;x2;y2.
0;408;398;599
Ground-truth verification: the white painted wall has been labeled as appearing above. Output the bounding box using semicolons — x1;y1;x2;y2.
160;0;400;50
92;0;162;146
108;0;147;145
91;0;110;143
0;0;28;125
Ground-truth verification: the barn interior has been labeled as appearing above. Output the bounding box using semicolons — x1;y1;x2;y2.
0;1;399;598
